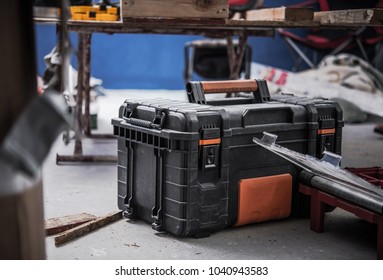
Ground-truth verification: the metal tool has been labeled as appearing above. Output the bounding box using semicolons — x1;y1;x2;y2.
253;132;383;214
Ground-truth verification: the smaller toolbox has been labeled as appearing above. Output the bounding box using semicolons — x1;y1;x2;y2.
70;4;120;21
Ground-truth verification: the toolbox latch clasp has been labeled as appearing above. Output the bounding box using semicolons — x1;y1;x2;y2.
122;102;138;118
151;108;168;129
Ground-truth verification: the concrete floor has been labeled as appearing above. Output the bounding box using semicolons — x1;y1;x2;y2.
43;90;383;260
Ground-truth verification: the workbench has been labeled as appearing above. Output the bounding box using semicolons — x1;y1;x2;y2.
34;7;383;162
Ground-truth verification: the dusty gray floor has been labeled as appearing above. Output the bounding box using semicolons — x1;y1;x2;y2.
43;90;383;260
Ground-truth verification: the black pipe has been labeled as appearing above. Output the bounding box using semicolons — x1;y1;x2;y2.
300;170;383;214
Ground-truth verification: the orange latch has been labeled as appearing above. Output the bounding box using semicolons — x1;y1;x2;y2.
317;128;336;135
198;138;221;146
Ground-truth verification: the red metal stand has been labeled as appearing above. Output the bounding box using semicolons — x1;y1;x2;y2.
299;167;383;260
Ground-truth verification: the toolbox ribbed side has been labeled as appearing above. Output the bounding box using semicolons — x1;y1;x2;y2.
113;100;230;237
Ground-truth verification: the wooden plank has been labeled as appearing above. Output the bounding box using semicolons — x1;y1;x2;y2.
54;211;122;246
314;8;383;26
246;7;313;22
34;16;318;31
45;213;97;236
69;25;274;37
0;179;46;259
51;19;275;37
226;18;319;28
121;0;228;19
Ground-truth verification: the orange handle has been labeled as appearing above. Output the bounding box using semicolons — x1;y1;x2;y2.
200;80;258;94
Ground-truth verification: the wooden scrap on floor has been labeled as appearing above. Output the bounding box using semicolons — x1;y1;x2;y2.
54;211;123;246
45;213;97;236
246;7;313;22
314;8;383;26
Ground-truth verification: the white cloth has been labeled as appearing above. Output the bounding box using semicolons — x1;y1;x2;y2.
297;53;383;94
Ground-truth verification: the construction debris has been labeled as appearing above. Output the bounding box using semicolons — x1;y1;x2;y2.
54;211;122;246
45;213;97;236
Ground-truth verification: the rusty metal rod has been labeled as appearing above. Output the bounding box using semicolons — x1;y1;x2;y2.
226;32;249;97
86;134;116;139
83;33;92;137
56;154;117;164
74;33;85;156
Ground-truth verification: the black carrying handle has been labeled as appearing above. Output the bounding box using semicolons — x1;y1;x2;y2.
122;103;168;130
186;79;270;104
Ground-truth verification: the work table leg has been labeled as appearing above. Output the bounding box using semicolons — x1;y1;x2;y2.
226;32;248;97
57;32;116;163
83;33;92;137
74;32;92;155
310;191;326;233
377;217;383;260
74;33;85;155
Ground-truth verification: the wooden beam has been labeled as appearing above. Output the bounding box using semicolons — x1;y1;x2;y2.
0;0;45;260
1;2;38;142
54;211;122;246
225;18;318;28
314;8;383;26
246;7;313;22
0;179;46;259
121;0;228;19
35;18;275;37
45;213;97;236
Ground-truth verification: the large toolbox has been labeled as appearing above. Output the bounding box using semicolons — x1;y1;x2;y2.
112;79;343;237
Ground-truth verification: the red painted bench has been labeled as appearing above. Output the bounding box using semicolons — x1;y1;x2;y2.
299;167;383;260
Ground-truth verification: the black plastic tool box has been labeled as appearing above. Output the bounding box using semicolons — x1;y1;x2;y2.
112;79;343;237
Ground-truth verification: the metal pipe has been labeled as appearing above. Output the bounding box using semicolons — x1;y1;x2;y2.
56;155;117;164
300;170;383;214
285;36;314;68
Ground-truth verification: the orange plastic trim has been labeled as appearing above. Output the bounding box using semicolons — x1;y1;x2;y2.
198;138;221;146
317;128;336;135
235;173;292;226
96;14;119;21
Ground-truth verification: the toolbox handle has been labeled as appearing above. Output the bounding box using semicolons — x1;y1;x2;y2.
186;79;270;104
122;105;168;130
124;117;153;128
200;80;259;94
